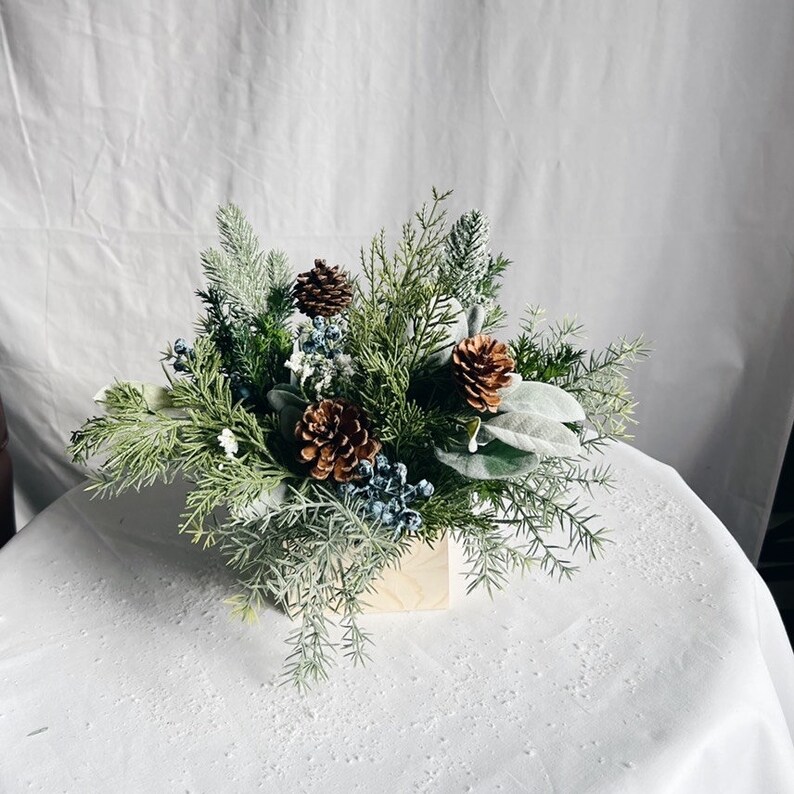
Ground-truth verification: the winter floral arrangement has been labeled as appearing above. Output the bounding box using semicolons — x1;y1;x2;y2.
69;189;647;689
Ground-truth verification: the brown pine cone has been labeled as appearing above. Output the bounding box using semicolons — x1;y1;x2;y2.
295;398;381;482
293;258;353;318
452;334;515;413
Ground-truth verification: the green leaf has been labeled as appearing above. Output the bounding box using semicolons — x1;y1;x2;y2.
480;412;581;457
498;381;585;422
466;303;486;337
267;385;308;413
280;405;303;441
434;441;539;480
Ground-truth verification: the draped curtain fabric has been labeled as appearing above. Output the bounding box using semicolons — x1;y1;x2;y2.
1;0;793;560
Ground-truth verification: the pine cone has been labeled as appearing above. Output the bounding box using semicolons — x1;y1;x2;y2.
293;259;353;318
295;398;381;482
452;334;515;413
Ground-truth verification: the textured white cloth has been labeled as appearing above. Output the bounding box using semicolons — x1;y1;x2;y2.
2;1;794;560
1;442;793;792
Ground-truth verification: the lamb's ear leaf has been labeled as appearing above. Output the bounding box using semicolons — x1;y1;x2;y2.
497;373;523;398
279;405;303;442
434;441;539;480
480;412;581;458
139;383;175;412
267;387;308;412
498;381;585;423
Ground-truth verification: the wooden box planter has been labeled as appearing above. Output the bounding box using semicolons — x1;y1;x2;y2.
359;534;450;613
282;535;450;617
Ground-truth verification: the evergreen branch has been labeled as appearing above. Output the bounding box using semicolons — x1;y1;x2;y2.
68;386;189;498
454;521;512;595
440;209;491;305
180;456;288;548
201;204;293;320
201;244;269;318
69;338;288;502
263;249;294;324
283;605;335;691
211;482;409;690
563;336;651;442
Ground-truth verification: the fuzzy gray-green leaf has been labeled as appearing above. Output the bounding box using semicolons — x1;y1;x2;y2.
280;405;303;442
480;412;580;457
267;386;308;413
466;303;486;337
434;441;539;480
498;381;585;422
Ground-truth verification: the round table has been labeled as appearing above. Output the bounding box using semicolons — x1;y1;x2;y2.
2;443;794;792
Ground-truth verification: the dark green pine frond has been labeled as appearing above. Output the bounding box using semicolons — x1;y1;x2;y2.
511;336;586;383
509;309;585;383
264;249;295;325
195;286;244;367
195;286;292;411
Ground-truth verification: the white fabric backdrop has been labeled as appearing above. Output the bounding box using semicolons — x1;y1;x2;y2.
1;0;793;560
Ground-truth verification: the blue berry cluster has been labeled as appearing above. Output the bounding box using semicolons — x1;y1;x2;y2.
228;372;253;403
301;316;344;358
172;338;193;373
338;454;434;538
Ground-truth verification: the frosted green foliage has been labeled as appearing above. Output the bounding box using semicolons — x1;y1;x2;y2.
264;249;292;293
216;482;411;691
440;209;491;305
68;337;289;511
438;209;509;330
201;204;292;321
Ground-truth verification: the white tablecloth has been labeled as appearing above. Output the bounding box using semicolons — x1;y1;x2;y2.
1;443;793;793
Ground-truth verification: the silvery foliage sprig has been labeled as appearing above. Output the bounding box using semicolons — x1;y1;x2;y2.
201;203;292;318
437;209;509;330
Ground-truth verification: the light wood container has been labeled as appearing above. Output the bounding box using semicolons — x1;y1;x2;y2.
359;534;450;613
